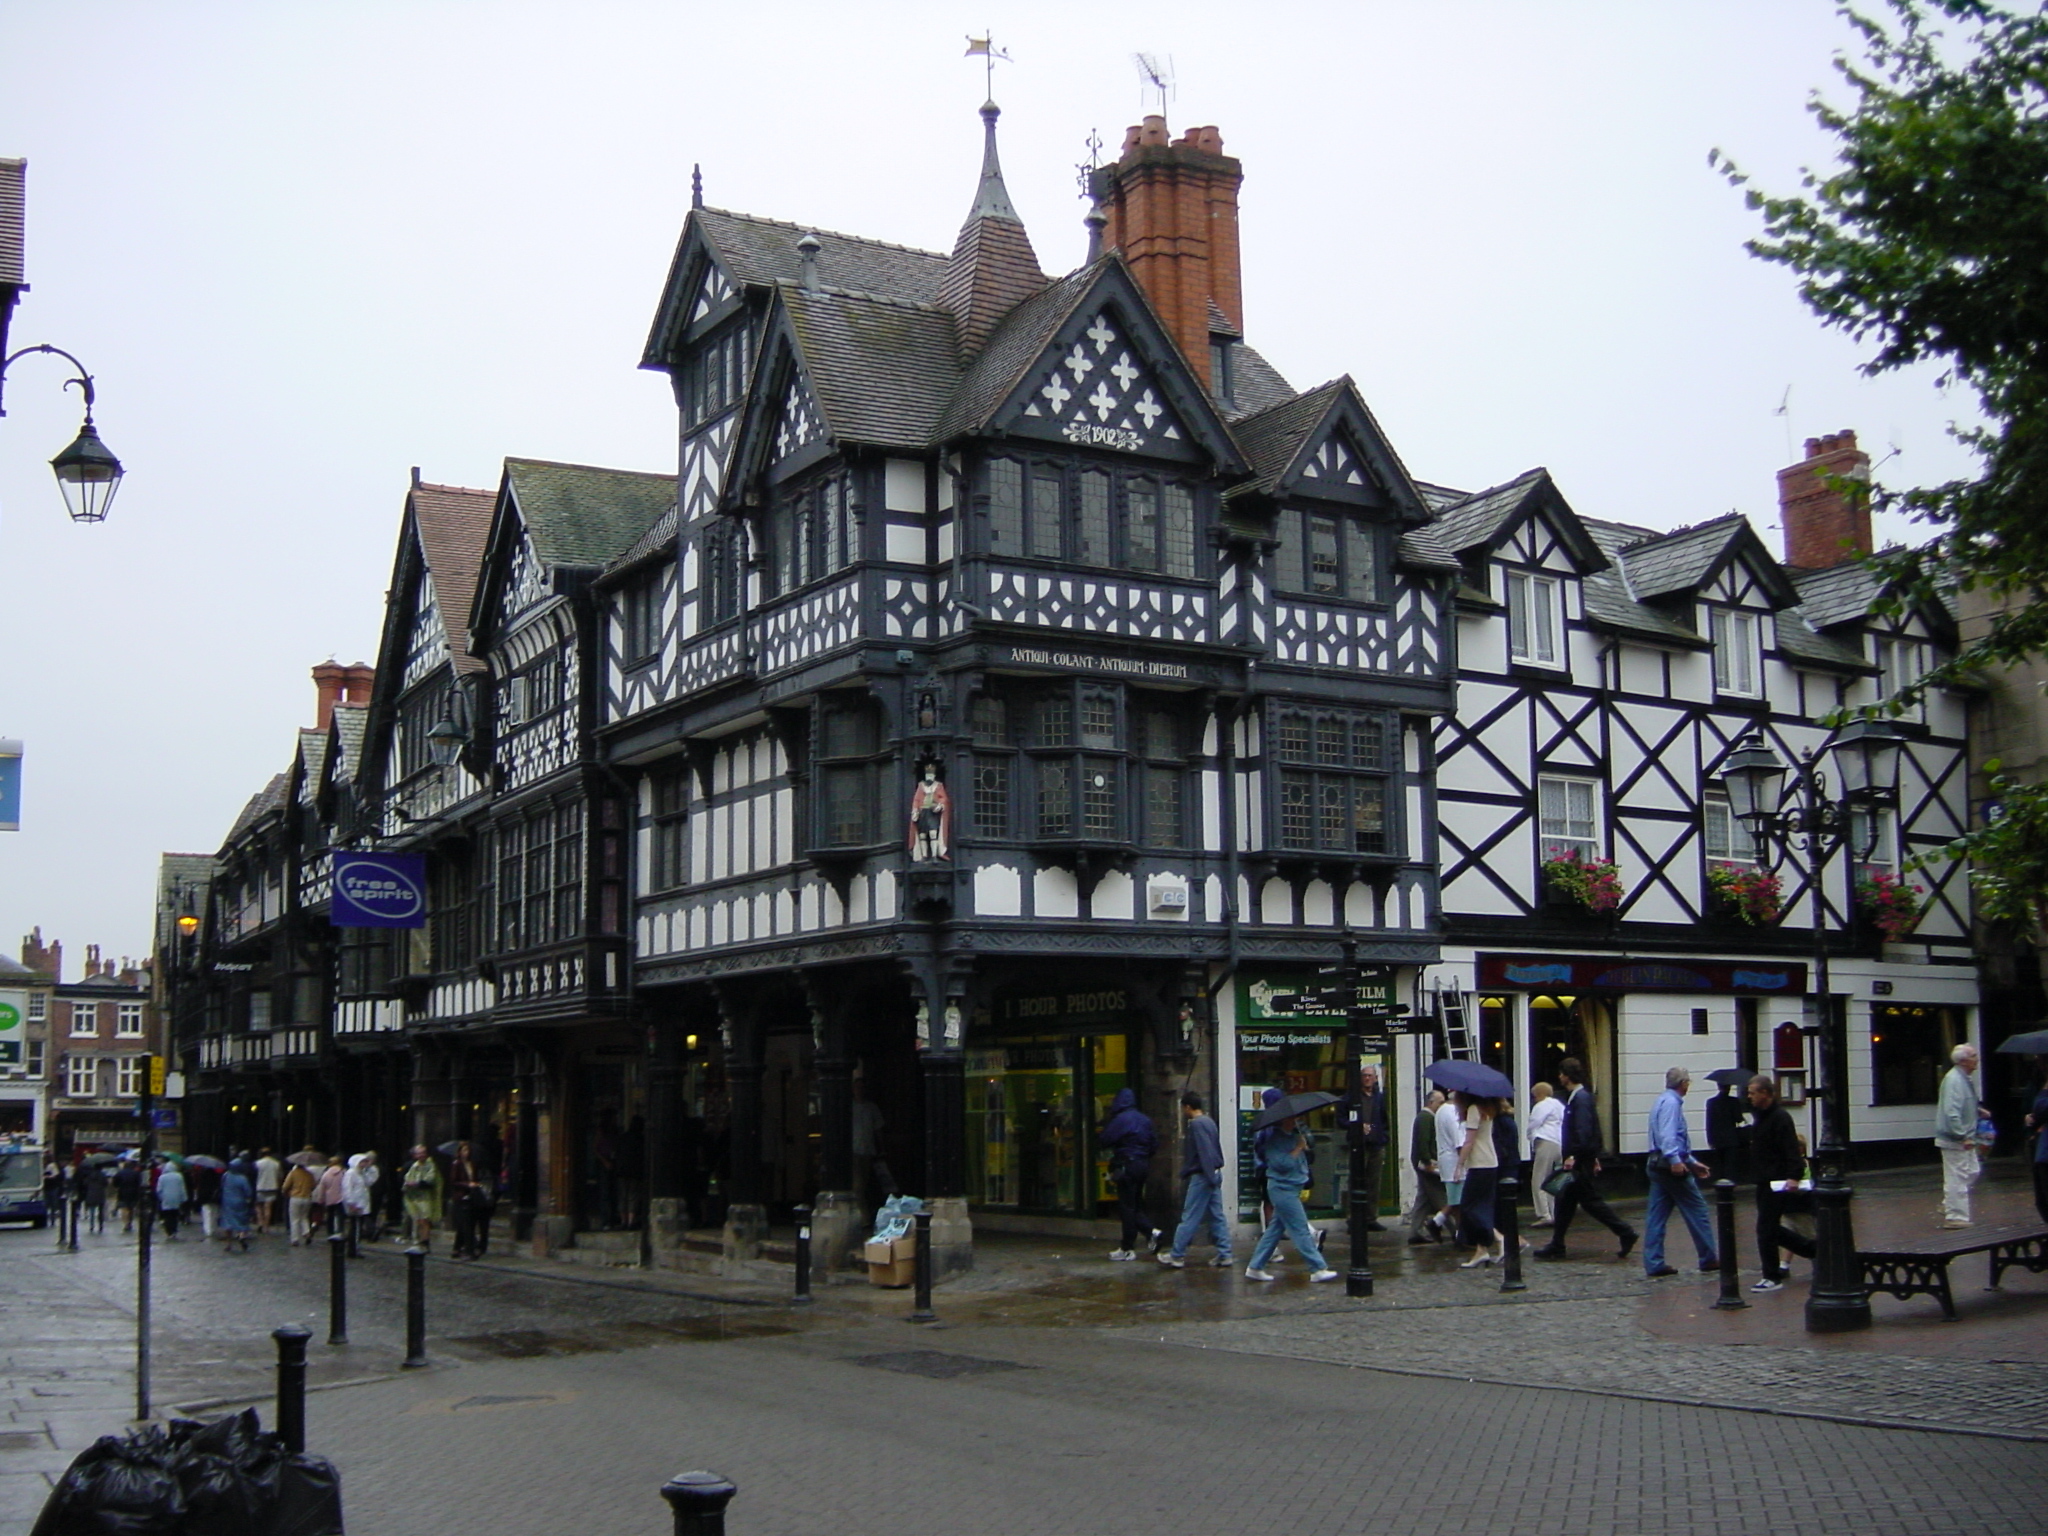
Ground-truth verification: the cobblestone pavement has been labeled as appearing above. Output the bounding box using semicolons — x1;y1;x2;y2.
4;1162;2044;1533
218;1317;2048;1536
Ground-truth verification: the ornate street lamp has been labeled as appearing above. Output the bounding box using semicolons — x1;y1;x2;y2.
1717;719;1905;1333
1;343;124;522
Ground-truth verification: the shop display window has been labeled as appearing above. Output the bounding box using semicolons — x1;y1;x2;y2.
965;1032;1133;1216
1870;1003;1961;1106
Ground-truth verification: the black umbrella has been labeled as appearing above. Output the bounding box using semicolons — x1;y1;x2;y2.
1995;1028;2048;1055
437;1141;468;1158
1705;1067;1753;1087
1248;1090;1340;1132
1425;1059;1514;1099
79;1152;123;1167
184;1154;227;1170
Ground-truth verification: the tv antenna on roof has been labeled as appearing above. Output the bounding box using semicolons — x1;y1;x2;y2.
1133;53;1174;119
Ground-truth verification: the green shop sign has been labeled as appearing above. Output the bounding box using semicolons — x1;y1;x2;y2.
1238;970;1394;1029
0;993;23;1066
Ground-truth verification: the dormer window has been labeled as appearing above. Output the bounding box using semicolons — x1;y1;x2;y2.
1875;635;1928;722
1506;571;1563;666
1710;608;1761;697
679;322;750;429
1275;509;1382;603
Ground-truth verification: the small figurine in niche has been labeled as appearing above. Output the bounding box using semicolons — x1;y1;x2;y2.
916;690;939;730
908;760;952;861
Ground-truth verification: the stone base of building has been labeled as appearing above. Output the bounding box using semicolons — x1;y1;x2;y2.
722;1201;767;1262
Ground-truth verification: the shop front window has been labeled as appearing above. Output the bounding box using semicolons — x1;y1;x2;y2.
1870;1003;1961;1106
965;1031;1134;1216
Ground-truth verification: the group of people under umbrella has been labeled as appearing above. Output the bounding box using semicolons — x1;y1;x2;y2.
53;1138;500;1259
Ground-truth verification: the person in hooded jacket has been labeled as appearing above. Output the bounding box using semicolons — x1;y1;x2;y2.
341;1151;379;1252
153;1161;188;1240
1244;1110;1338;1283
1098;1088;1160;1260
219;1158;256;1252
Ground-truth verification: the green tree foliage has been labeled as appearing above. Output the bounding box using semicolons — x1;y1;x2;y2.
1714;0;2048;925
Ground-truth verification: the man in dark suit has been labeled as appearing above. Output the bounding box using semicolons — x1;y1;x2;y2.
1338;1064;1390;1231
1531;1057;1638;1262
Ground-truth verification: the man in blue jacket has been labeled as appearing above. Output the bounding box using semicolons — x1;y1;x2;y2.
1158;1091;1233;1269
1531;1057;1638;1262
1640;1066;1717;1277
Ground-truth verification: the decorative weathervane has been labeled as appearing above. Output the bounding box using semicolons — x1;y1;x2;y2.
1075;127;1104;200
963;33;1013;97
1133;52;1174;118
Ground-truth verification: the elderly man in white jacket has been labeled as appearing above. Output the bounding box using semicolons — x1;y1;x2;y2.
1933;1044;1983;1229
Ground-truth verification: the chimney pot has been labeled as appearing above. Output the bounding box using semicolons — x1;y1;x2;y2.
1778;429;1872;570
1139;115;1169;146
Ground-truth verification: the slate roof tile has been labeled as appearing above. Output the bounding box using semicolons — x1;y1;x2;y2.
223;773;289;848
1430;470;1549;553
1793;562;1882;629
1225;344;1296;419
505;459;675;571
1228;380;1349;499
784;286;963;449
931;261;1102;443
695;208;948;305
1615;514;1747;599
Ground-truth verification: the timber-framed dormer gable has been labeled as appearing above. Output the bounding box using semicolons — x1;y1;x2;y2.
1433;469;1606;678
361;476;495;839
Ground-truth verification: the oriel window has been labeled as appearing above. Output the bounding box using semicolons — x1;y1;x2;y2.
1272;706;1395;856
813;695;884;848
1275;507;1382;602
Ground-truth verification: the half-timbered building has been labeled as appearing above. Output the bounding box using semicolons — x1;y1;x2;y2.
1419;430;1977;1165
600;108;1457;1264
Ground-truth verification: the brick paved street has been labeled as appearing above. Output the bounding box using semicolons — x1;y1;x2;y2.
3;1162;2044;1534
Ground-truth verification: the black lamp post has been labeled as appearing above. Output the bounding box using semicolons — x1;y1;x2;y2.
1719;718;1904;1334
1;343;124;522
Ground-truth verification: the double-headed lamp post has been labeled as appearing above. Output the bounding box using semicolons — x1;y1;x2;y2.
0;343;125;522
1718;717;1904;1334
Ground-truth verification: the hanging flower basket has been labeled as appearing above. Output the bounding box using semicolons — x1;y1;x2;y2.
1541;849;1623;914
1856;870;1926;941
1706;864;1783;926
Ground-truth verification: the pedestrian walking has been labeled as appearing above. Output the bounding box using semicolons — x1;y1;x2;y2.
1431;1088;1466;1244
191;1158;222;1241
1157;1092;1232;1269
154;1161;188;1241
1338;1064;1390;1232
1531;1057;1639;1262
1098;1088;1160;1260
341;1151;379;1251
1934;1044;1985;1228
1405;1089;1451;1244
253;1148;282;1235
112;1157;142;1234
1453;1093;1503;1268
1744;1074;1816;1292
1526;1082;1565;1226
219;1157;255;1252
282;1156;317;1245
79;1160;107;1234
1244;1110;1338;1283
1641;1067;1717;1278
312;1155;346;1238
2026;1057;2048;1227
449;1142;488;1260
401;1145;443;1253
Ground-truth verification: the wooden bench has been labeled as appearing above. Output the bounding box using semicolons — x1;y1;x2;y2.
1857;1221;2048;1320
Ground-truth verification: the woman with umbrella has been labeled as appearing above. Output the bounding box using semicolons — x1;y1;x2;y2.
1243;1092;1339;1283
1422;1060;1515;1267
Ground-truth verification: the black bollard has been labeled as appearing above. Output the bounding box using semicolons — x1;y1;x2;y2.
402;1245;429;1368
272;1325;310;1454
346;1211;360;1260
327;1230;348;1345
909;1206;935;1324
1497;1174;1526;1292
67;1191;80;1252
793;1204;813;1305
661;1470;737;1536
1713;1179;1749;1311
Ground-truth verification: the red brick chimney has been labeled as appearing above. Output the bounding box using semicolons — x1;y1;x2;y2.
1095;117;1243;391
1777;430;1872;570
312;662;376;728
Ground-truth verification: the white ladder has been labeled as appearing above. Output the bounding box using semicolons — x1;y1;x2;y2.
1436;983;1476;1061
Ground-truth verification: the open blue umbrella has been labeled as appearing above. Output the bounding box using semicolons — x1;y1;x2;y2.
1995;1028;2048;1055
1425;1059;1513;1099
1248;1090;1340;1132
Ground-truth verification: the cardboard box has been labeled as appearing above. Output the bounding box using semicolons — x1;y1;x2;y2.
864;1234;917;1288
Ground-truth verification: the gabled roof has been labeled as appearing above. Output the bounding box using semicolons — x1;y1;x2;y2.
411;481;495;676
1428;469;1608;573
1773;607;1873;671
1793;562;1881;630
782;285;964;449
1224;374;1431;525
932;259;1104;442
1397;522;1464;573
1616;514;1801;608
692;209;948;304
330;704;367;777
0;953;43;981
222;773;289;849
295;727;328;795
607;502;680;580
503;458;675;572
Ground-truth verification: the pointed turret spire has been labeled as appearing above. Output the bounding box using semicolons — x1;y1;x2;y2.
968;101;1018;220
940;98;1045;358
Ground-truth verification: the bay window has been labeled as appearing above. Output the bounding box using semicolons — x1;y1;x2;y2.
1271;705;1397;856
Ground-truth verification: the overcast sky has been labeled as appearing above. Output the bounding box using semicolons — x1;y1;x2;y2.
0;1;1982;968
